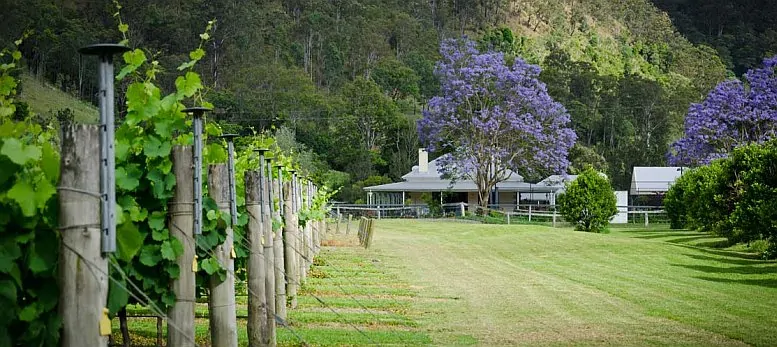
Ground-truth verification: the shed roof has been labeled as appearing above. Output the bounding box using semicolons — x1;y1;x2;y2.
630;167;686;195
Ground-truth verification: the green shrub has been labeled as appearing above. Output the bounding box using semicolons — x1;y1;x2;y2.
664;173;690;229
421;192;443;217
727;141;777;245
557;168;617;233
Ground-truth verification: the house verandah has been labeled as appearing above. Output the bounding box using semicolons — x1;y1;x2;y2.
363;149;571;211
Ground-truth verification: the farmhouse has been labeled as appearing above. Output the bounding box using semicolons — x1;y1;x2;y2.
363;149;573;210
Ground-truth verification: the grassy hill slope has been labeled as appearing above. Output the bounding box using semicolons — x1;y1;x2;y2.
18;73;97;123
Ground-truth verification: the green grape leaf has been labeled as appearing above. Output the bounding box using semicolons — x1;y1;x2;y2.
158;158;173;175
0;156;17;186
200;257;221;275
175;72;201;98
160;241;176;261
0;280;16;302
189;48;205;61
116;222;143;262
8;264;21;287
116;164;142;191
115;138;131;162
148;211;166;231
0;75;17;96
28;230;57;274
139;245;162;266
0;240;21;272
118;23;129;33
117;49;146;80
170;238;183;258
166;263;180;280
154;117;175;138
177;60;196;71
151;228;168;241
107;275;128;316
8;180;36;216
143;136;171;158
18;303;40;322
165;172;176;190
162;292;176;308
40;142;59;179
1;138;41;165
206;209;217;221
34;178;56;210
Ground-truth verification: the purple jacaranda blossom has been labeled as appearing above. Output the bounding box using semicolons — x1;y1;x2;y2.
418;38;576;207
669;56;777;166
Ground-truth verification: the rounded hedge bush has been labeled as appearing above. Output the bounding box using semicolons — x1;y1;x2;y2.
558;168;617;233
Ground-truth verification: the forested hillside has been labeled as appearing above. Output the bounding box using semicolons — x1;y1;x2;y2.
0;0;767;199
653;0;777;76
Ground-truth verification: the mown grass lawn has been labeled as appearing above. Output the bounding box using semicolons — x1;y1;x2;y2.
374;220;777;346
112;233;431;346
113;219;777;346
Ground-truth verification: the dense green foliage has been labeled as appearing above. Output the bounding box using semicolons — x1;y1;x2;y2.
665;140;777;258
558;168;618;233
1;0;761;198
0;38;61;347
654;0;777;76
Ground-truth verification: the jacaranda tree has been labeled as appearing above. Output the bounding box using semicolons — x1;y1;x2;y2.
669;56;777;166
418;38;576;207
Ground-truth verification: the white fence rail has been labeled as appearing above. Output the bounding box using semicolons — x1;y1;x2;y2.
330;203;669;227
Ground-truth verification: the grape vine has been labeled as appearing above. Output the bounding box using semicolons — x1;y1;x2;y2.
0;36;62;347
108;15;229;314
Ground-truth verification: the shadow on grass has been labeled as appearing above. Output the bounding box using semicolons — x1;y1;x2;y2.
677;263;777;275
674;243;761;260
684;253;769;266
694;276;777;288
664;235;720;244
633;232;700;239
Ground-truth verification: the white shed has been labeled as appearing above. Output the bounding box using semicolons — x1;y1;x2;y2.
629;167;686;195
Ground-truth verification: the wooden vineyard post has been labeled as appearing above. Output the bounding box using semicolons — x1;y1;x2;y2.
270;162;287;320
245;171;270;346
336;214;342;234
260;155;277;346
282;181;299;308
295;174;308;283
168;146;196;346
346;214;352;235
358;217;367;246
59;124;107;347
364;219;376;248
208;165;238;347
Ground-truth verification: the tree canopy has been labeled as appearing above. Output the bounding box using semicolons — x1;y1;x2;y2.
669;56;777;166
418;38;575;206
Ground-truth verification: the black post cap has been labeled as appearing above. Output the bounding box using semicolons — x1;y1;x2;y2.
219;134;240;140
78;43;131;56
